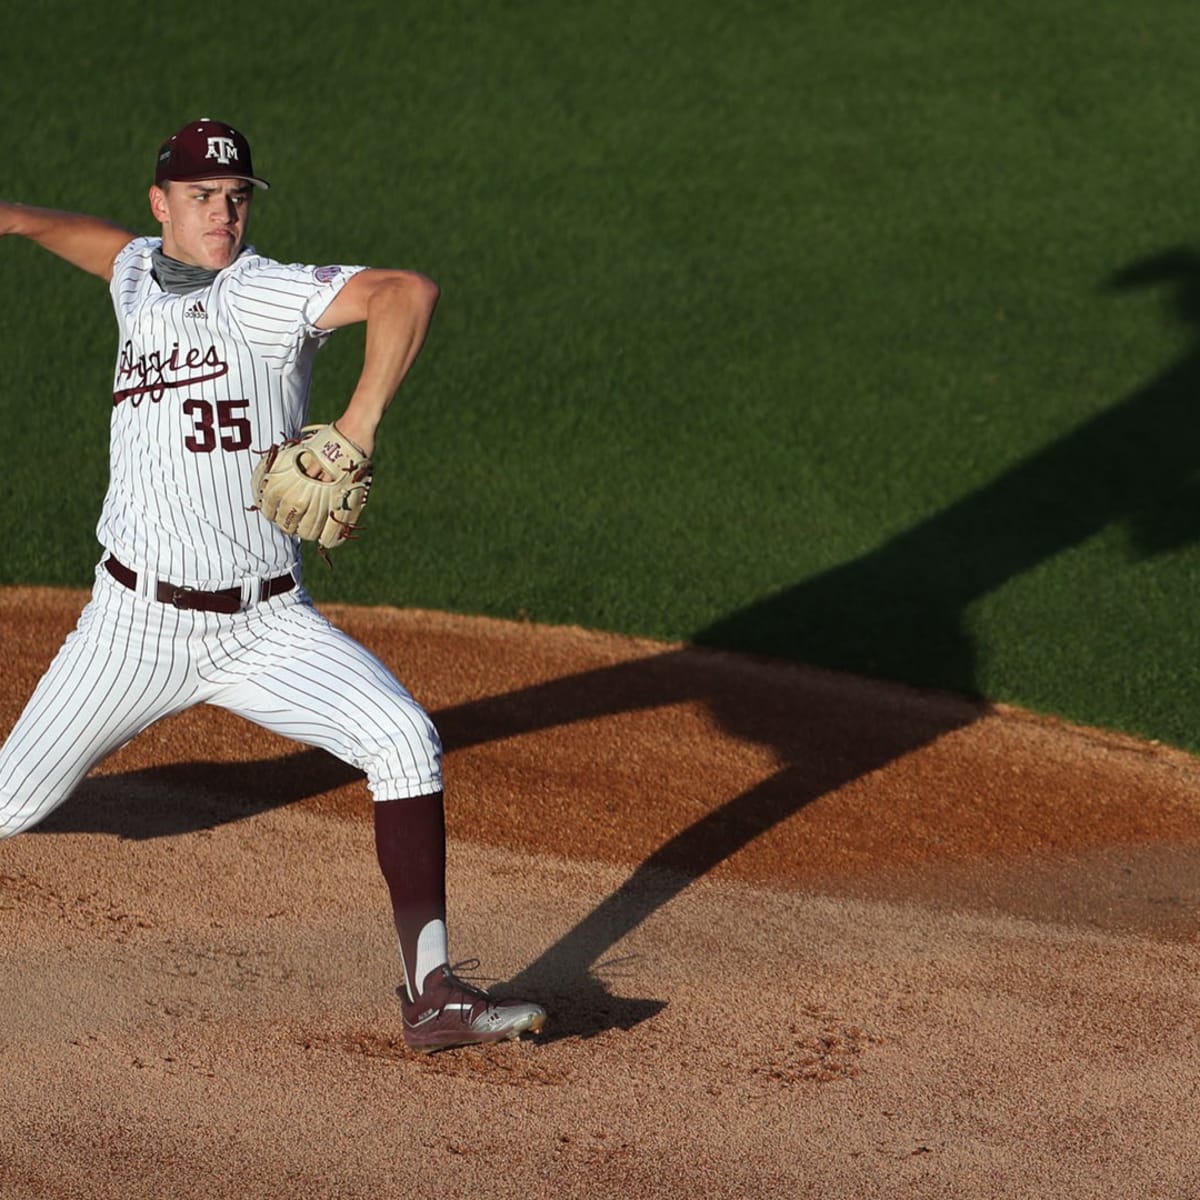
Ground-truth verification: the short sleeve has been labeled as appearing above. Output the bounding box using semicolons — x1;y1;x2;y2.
223;257;366;364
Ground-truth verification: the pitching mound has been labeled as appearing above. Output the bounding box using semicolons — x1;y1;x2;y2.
2;587;1199;1198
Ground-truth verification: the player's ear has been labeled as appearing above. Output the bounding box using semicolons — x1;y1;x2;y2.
148;183;169;225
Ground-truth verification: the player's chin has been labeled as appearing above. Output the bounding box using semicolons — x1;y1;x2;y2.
204;235;243;269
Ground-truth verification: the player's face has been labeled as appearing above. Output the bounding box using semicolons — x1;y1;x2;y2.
149;179;253;269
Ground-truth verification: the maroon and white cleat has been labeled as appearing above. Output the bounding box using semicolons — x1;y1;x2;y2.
402;964;547;1053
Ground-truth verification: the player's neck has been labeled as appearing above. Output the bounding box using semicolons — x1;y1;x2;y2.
151;246;221;295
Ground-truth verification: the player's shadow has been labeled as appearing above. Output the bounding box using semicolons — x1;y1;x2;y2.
692;247;1200;695
443;246;1200;1037
29;248;1200;1041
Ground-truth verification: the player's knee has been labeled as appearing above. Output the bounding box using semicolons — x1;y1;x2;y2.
330;696;442;801
370;715;442;798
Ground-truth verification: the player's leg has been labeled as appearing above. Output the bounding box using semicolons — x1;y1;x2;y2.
0;573;200;838
207;606;448;977
209;600;545;1049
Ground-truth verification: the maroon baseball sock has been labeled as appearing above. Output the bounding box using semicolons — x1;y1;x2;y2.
373;792;449;1003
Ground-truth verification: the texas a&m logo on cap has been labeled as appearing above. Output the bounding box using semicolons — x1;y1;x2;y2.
205;136;239;166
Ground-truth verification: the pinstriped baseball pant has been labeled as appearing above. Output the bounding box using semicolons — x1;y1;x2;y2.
0;563;443;838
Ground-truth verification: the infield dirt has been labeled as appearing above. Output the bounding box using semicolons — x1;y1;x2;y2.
2;587;1199;1198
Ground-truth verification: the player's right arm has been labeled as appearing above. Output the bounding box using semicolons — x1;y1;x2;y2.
0;202;134;282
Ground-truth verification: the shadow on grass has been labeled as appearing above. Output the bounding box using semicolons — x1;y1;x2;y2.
30;248;1200;1041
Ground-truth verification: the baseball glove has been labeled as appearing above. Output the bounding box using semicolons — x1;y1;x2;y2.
250;423;373;550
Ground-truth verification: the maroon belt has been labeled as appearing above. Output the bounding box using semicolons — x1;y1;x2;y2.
104;555;294;614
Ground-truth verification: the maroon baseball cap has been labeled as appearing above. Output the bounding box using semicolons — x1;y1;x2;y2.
154;118;270;189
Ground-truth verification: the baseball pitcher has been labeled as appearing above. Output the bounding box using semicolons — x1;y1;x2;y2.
0;118;545;1053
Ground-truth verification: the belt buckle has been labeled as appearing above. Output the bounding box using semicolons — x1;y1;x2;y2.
168;585;192;609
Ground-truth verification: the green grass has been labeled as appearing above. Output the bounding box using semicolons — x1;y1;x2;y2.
4;1;1200;748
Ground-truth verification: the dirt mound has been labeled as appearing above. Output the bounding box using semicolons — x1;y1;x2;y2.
3;587;1199;1198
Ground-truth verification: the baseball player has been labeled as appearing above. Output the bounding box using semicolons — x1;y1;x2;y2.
0;118;546;1053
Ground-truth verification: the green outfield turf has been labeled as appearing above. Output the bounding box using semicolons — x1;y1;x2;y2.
3;1;1200;749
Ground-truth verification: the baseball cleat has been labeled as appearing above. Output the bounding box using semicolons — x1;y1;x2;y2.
401;964;547;1054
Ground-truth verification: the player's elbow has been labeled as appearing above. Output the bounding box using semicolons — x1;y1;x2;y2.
402;270;439;316
372;270;439;321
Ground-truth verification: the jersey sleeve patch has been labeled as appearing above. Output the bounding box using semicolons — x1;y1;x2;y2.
313;265;343;283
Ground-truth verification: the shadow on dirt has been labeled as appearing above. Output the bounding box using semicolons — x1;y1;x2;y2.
37;750;363;838
29;249;1200;1042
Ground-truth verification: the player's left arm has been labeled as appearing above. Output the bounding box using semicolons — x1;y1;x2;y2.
315;268;440;455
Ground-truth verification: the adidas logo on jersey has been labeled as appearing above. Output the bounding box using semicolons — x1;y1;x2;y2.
184;299;207;320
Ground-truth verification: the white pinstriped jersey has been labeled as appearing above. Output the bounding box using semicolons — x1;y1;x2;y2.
100;236;365;586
